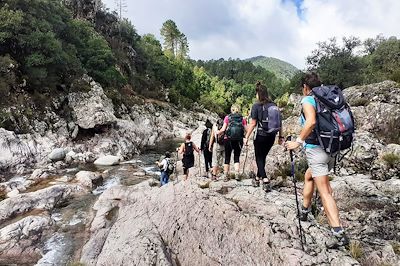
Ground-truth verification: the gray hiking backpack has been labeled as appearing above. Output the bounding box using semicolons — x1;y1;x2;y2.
258;103;282;134
166;158;175;175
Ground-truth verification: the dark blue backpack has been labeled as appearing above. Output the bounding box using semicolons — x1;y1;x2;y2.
305;85;355;155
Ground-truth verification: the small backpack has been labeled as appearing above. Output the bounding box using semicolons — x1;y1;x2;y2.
305;85;355;155
184;142;194;156
258;103;282;134
226;113;245;140
166;158;175;175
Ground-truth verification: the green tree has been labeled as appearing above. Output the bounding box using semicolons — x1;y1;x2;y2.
177;33;189;59
0;4;24;44
160;19;180;57
306;37;363;88
367;37;400;82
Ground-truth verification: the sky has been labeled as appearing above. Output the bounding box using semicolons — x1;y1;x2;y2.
102;0;400;69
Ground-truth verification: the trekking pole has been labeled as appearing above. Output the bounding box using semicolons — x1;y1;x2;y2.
198;151;202;177
174;149;179;184
242;145;249;175
287;136;305;251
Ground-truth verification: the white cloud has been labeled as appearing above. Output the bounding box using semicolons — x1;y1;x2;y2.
101;0;400;69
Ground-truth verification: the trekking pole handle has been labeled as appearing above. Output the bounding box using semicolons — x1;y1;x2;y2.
286;135;294;161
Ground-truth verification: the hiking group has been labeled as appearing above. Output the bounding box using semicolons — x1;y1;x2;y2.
157;72;354;249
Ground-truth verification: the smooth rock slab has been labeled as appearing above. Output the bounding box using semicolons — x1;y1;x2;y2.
0;215;53;264
0;184;84;224
82;181;357;266
94;155;120;166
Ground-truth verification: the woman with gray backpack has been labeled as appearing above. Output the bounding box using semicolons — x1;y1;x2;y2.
244;81;283;192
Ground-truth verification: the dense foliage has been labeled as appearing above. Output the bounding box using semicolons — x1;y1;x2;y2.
306;36;400;88
1;0;399;132
0;0;291;118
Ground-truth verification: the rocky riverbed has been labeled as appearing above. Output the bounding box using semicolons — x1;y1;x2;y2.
1;81;399;265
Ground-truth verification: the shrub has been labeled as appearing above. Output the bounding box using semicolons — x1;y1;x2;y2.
349;241;364;260
276;92;289;108
391;241;400;255
382;153;400;168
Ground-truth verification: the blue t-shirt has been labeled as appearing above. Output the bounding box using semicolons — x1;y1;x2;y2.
300;96;318;149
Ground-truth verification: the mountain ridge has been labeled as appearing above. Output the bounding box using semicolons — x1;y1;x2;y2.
246;56;299;81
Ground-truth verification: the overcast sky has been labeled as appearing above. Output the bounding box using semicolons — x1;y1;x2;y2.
102;0;400;69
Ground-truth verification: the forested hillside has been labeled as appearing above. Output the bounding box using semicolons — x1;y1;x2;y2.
1;0;399;134
246;56;299;81
0;0;291;132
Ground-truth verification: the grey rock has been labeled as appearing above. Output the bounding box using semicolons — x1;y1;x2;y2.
344;81;400;143
94;155;120;166
0;184;84;224
71;125;79;139
0;215;53;264
68;81;117;129
82;181;357;266
75;171;103;189
48;148;66;162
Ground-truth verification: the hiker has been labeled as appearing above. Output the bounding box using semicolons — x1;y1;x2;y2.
178;132;200;180
200;119;213;177
244;81;284;192
208;116;225;180
217;104;247;179
285;72;350;248
156;151;173;186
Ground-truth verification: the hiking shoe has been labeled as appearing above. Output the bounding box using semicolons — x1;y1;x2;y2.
325;229;350;249
299;205;311;221
261;178;271;192
251;177;260;187
235;173;241;181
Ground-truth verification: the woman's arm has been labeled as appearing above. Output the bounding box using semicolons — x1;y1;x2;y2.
209;128;215;151
193;143;201;153
299;103;316;140
217;122;228;135
178;143;185;154
286;103;316;150
244;118;257;145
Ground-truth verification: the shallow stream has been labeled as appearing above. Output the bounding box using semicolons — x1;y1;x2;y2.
3;139;182;265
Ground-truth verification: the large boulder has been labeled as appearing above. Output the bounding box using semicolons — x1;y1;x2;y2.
0;128;38;172
371;144;400;180
94;155;120;166
339;131;385;174
0;215;53;264
76;171;103;189
68;79;117;129
0;184;83;224
48;148;66;162
81;181;357;266
344;81;400;144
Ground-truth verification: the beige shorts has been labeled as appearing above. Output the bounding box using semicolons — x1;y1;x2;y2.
305;146;335;178
212;144;224;167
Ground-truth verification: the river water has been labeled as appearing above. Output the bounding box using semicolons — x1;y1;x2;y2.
4;139;182;265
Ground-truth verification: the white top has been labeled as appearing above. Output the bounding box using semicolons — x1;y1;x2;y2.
160;158;168;172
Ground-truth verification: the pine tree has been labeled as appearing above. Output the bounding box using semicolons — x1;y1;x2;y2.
177;33;189;59
160;20;180;57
